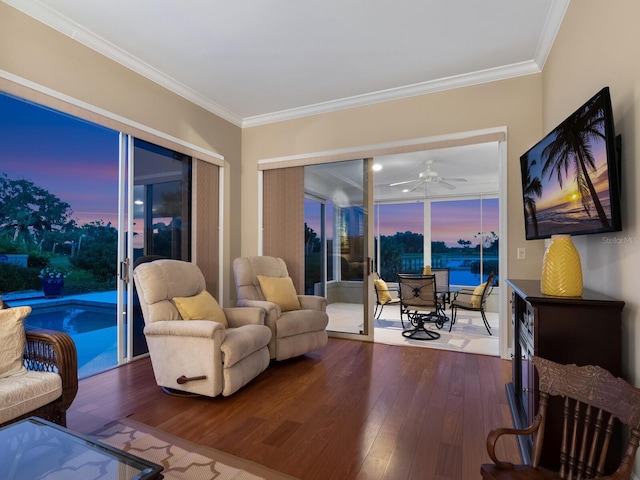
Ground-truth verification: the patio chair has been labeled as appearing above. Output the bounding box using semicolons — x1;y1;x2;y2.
373;272;400;320
396;273;444;340
450;271;496;335
432;267;451;314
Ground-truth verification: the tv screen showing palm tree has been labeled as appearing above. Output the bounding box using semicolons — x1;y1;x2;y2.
520;87;622;240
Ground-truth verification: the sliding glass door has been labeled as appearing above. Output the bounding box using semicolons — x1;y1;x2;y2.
304;159;373;336
121;138;192;360
1;90;194;376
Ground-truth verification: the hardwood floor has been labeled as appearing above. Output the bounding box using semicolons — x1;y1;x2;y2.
68;338;520;480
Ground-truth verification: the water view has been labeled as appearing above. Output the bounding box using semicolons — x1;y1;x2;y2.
24;302;118;379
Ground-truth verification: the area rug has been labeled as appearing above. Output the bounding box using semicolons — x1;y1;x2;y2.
92;418;299;480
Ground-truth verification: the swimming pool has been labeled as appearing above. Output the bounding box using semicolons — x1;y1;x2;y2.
26;303;118;379
25;304;116;334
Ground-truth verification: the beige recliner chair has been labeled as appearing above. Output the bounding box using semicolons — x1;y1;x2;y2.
233;256;328;361
133;259;271;397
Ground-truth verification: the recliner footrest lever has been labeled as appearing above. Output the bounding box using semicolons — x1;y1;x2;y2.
176;375;207;384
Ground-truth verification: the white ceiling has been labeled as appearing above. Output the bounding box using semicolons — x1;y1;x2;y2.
5;0;568;127
5;0;568;200
305;142;500;204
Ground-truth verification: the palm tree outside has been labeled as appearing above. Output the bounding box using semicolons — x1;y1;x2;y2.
520;153;542;238
540;92;610;229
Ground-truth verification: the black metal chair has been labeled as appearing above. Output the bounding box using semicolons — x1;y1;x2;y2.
450;271;496;335
396;274;444;340
432;267;451;313
373;272;401;320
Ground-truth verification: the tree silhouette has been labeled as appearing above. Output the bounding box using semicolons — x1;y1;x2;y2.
0;174;75;247
541;93;610;228
520;153;542;237
305;223;321;254
70;221;117;283
475;231;499;251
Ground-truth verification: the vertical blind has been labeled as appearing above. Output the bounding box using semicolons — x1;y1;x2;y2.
263;167;305;292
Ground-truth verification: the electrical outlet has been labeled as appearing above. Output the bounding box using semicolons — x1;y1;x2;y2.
517;247;526;260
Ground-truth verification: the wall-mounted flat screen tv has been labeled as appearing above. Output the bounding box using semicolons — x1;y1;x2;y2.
520;87;622;240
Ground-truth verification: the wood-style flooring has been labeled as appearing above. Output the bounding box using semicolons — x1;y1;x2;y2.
68;338;520;480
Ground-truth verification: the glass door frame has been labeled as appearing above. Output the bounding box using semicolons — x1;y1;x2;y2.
258;158;375;341
116;134;135;365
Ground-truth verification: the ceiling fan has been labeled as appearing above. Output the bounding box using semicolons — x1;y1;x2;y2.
389;160;467;192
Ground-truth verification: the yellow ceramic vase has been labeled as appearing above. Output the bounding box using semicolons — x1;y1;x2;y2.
541;235;583;297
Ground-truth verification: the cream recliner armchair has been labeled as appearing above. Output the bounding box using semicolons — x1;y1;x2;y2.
133;259;271;397
233;256;328;361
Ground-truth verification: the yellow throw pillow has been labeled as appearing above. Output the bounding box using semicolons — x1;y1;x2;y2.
471;282;487;308
257;275;301;312
172;290;228;327
374;279;393;304
0;306;31;378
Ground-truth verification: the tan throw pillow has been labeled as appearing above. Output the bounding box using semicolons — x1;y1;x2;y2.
172;290;228;327
0;306;32;378
374;279;393;304
471;282;487;308
257;275;301;312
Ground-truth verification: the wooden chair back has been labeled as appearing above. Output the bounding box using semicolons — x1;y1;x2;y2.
481;356;640;479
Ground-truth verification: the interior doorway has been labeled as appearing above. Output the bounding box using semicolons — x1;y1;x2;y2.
292;132;507;356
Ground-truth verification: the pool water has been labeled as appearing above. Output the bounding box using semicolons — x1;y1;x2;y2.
25;305;116;334
25;304;118;379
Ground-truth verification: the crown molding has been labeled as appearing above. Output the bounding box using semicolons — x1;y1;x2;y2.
534;0;570;69
3;0;244;127
242;61;541;128
5;0;566;129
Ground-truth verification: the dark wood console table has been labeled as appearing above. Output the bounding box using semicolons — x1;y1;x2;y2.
505;279;624;470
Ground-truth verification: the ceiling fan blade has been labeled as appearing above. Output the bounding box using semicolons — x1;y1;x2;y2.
441;177;467;182
389;179;418;187
406;180;426;192
437;180;457;190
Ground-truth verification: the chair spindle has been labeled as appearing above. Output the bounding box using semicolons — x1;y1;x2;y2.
575;404;593;479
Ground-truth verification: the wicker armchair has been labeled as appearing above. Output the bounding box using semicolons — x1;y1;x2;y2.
0;328;78;428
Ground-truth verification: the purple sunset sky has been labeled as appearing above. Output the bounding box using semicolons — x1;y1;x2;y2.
305;199;499;247
2;91;499;245
1;93;120;227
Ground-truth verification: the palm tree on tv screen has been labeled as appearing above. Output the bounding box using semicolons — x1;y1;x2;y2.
520;153;542;238
540;94;610;229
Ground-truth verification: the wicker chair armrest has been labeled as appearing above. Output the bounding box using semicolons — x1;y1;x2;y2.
24;328;78;412
485;414;543;470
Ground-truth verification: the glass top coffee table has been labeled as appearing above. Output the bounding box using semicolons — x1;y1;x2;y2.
0;417;163;480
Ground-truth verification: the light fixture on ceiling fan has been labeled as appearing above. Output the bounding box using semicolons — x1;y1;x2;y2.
389;160;467;192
